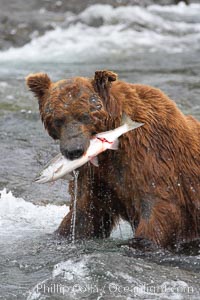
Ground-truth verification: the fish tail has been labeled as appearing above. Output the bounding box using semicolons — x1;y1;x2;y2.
121;113;144;131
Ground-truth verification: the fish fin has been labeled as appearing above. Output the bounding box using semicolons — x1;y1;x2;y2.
89;156;99;167
121;113;144;130
62;173;73;181
43;153;63;169
34;176;48;184
109;139;119;150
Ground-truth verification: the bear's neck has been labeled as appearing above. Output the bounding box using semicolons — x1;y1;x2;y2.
108;81;194;156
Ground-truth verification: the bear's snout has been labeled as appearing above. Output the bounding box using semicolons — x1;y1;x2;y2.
59;121;90;161
62;146;85;160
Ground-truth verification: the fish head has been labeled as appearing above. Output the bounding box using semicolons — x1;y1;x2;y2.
26;72;118;160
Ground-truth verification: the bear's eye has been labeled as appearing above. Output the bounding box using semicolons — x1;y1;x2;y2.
89;95;98;104
89;95;102;112
79;113;91;124
96;104;102;110
90;104;102;112
54;117;65;128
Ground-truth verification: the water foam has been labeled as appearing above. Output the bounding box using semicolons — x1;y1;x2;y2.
0;3;200;63
0;189;68;238
52;257;89;279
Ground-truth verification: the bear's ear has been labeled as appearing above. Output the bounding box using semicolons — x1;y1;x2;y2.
26;73;51;99
93;70;117;102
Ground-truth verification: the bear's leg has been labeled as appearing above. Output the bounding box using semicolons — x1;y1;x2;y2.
56;206;118;239
129;202;181;250
56;177;120;240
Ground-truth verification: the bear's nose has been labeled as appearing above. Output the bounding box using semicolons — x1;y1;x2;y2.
63;147;84;160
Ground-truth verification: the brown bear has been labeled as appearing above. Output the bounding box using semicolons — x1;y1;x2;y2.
26;70;200;250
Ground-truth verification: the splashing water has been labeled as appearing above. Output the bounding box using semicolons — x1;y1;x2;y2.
1;3;200;64
0;188;68;240
71;170;79;244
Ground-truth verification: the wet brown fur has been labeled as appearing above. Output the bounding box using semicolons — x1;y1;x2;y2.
26;70;200;250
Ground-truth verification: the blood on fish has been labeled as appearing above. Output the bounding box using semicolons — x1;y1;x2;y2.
97;137;113;144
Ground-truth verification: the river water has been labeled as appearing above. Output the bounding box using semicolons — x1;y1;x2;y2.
0;2;200;300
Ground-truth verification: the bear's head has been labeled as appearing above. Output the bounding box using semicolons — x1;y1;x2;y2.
26;70;119;160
